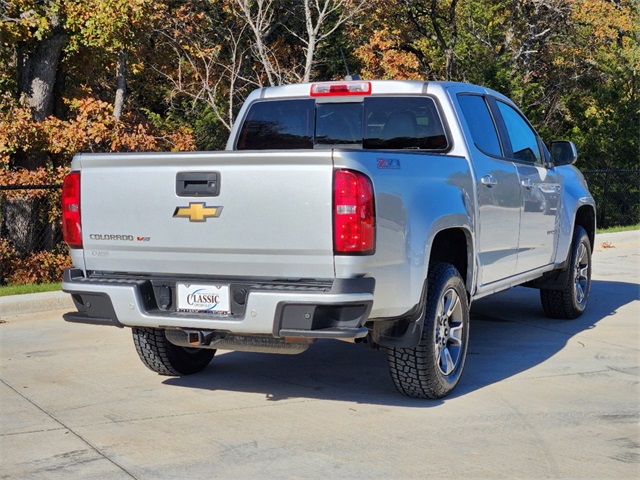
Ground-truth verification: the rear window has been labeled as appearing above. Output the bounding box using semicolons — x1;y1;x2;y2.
236;97;448;151
236;99;314;149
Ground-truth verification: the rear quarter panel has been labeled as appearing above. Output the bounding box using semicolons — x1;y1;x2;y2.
332;149;475;319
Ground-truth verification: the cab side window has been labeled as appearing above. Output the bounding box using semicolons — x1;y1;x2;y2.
363;97;449;150
496;101;542;164
457;94;503;157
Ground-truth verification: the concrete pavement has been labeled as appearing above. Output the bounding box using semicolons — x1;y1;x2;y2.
0;231;638;479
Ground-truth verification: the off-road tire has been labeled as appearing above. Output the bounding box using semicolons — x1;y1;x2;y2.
540;225;592;319
132;327;215;375
386;262;470;399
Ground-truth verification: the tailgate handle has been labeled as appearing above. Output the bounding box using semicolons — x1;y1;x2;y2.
176;172;220;197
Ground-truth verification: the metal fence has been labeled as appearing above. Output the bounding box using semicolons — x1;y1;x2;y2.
1;185;66;285
582;169;639;229
1;169;638;285
1;185;63;254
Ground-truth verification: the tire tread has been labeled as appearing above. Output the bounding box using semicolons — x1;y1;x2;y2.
132;327;214;376
540;225;591;320
386;262;469;399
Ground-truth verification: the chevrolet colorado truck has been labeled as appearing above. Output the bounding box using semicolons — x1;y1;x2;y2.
61;80;595;399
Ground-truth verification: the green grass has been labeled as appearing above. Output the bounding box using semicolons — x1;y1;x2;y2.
0;282;62;297
597;223;640;234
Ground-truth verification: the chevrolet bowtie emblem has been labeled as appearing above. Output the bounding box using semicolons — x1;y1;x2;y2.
173;203;223;222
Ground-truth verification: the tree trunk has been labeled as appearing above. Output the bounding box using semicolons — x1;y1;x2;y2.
114;50;127;120
303;34;316;83
17;29;68;122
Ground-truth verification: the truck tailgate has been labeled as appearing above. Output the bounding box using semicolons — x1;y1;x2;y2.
76;151;335;279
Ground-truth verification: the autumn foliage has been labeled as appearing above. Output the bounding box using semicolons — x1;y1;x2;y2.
0;95;195;285
0;237;72;285
0;96;195;185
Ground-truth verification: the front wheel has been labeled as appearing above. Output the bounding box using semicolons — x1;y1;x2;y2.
386;262;470;399
132;327;215;375
540;225;592;319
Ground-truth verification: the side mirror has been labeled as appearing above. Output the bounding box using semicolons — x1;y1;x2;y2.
551;140;578;166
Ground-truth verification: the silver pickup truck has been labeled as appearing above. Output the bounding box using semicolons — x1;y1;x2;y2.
62;80;595;399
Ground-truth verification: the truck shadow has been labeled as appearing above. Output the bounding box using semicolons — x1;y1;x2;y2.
163;279;638;406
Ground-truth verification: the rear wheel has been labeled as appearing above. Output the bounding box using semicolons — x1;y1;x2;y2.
132;327;215;375
386;262;470;399
540;225;592;319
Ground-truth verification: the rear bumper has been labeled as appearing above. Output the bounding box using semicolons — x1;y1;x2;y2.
62;269;374;339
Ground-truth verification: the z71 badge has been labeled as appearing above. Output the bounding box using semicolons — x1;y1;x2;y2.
173;202;223;222
377;158;401;169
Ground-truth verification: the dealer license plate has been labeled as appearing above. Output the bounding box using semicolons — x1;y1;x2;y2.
176;283;230;314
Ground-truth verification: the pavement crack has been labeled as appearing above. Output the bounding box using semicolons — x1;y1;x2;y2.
75;397;320;429
1;378;139;480
513;365;639;381
1;426;68;437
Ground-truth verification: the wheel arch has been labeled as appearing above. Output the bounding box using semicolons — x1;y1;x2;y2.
372;226;473;349
526;208;595;291
575;205;596;252
427;227;473;296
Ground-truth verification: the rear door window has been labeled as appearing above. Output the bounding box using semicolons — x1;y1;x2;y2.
457;94;503;157
363;97;448;150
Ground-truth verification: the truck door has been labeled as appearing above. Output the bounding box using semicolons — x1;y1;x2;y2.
493;100;559;272
457;94;521;285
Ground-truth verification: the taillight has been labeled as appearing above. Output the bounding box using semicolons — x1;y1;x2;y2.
62;171;82;249
311;81;372;97
334;169;375;254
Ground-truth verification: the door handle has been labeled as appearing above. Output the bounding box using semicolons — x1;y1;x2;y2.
481;174;497;187
176;172;220;196
521;178;534;190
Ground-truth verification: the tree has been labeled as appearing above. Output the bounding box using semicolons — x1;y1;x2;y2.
401;0;460;80
0;1;68;123
557;0;639;169
64;0;164;119
353;0;638;168
150;2;254;136
154;0;368;139
0;0;195;282
286;0;369;82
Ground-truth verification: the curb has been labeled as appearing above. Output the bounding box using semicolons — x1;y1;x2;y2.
0;291;74;319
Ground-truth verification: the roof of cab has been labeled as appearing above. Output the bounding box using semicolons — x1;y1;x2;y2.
254;80;504;100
